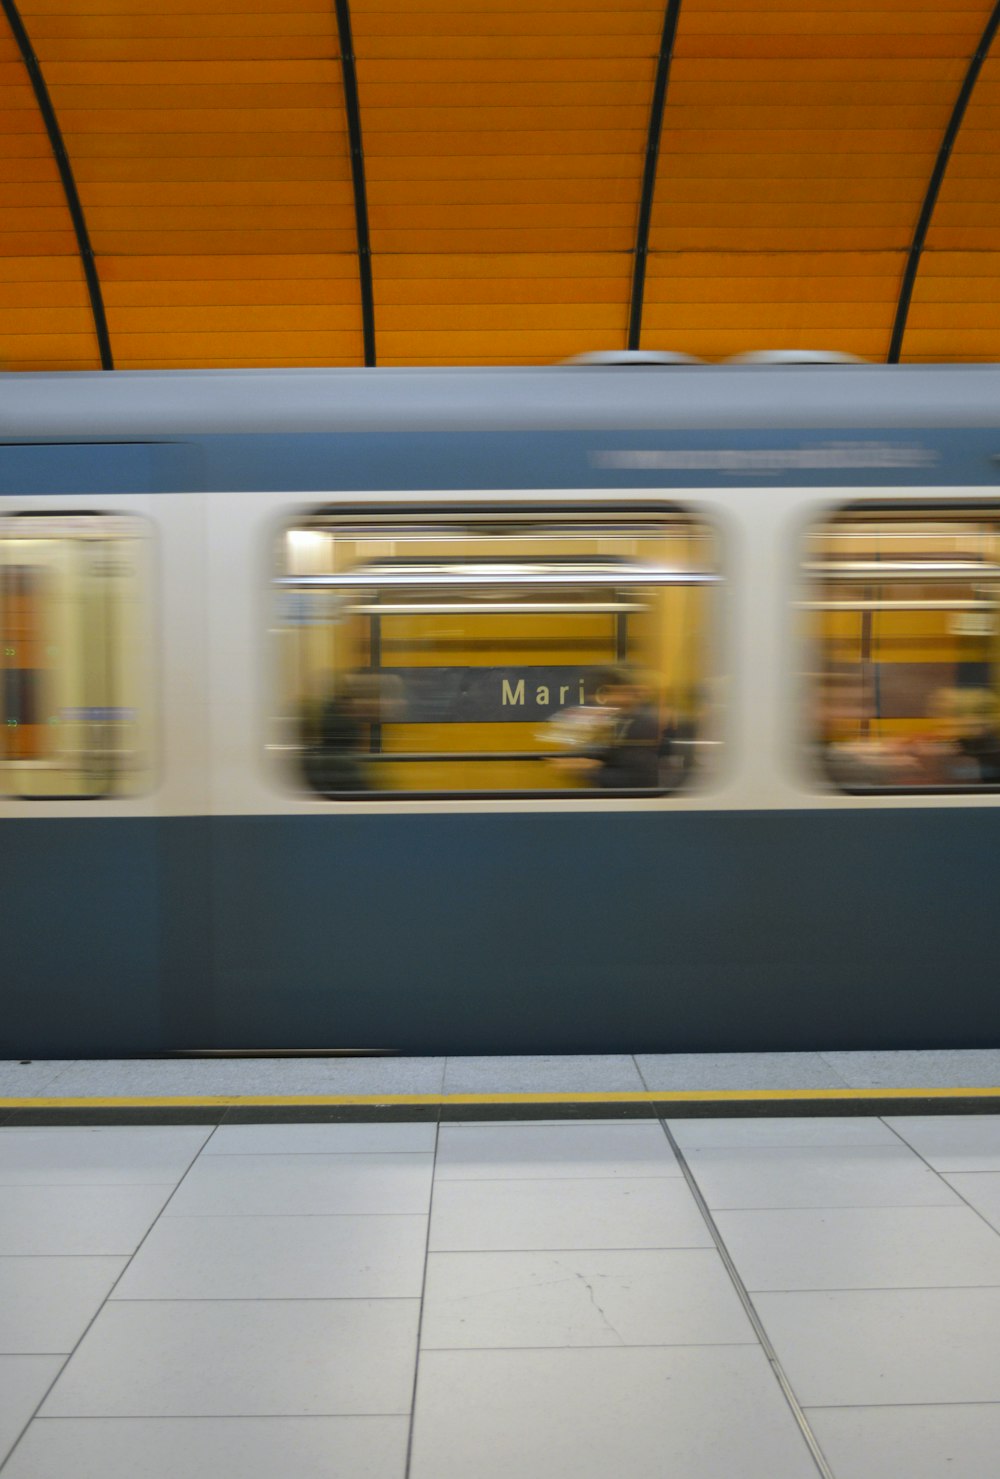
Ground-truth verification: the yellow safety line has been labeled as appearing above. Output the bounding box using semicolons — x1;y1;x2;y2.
3;1087;1000;1109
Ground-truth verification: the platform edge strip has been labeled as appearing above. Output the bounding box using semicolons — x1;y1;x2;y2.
3;1085;1000;1110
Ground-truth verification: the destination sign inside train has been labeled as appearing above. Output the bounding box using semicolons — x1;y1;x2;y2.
379;666;600;724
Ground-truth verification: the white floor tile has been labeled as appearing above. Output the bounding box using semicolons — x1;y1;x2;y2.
165;1153;433;1217
435;1121;679;1180
715;1205;1000;1290
1;1416;409;1479
409;1346;818;1479
945;1172;1000;1234
0;1128;212;1186
0;1185;174;1256
886;1114;1000;1172
668;1116;902;1150
429;1177;712;1251
0;1257;127;1354
807;1403;1000;1479
0;1357;63;1466
112;1214;427;1300
204;1122;436;1155
683;1144;958;1210
756;1288;1000;1406
40;1300;420;1417
421;1247;755;1349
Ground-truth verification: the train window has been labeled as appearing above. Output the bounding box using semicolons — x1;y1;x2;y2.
0;513;155;798
802;508;1000;792
272;507;720;797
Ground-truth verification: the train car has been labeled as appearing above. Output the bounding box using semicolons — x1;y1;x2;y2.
2;359;1000;1057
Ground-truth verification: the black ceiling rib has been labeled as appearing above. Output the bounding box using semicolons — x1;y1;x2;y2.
888;1;1000;364
628;0;684;351
1;0;113;370
334;0;375;367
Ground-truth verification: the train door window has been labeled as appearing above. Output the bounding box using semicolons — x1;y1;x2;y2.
802;507;1000;792
272;507;721;797
0;513;155;798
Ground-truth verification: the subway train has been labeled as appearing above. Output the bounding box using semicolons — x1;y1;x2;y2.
3;358;1000;1058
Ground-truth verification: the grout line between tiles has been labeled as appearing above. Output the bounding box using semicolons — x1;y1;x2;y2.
657;1118;837;1479
404;1113;440;1479
632;1056;838;1479
881;1117;1000;1242
0;1122;219;1476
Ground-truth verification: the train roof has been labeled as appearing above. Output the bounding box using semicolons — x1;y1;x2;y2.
2;363;1000;440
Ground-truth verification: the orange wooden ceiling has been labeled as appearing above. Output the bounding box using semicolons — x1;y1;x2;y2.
1;0;999;370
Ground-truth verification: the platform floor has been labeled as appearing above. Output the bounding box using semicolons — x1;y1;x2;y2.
3;1053;1000;1477
6;1047;1000;1117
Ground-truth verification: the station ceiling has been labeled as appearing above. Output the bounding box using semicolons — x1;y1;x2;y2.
1;0;999;371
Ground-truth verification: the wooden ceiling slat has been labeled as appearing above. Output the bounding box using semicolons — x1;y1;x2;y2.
369;179;641;205
907;301;1000;325
371;204;639;229
44;60;341;83
377;304;626;330
359;81;655;105
117;357;361;367
105;275;372;306
68;132;348;157
372;228;633;251
360;58;657;82
365;154;642;180
373;251;626;278
22;0;333;14
112;331;364;357
677;37;982;58
81;180;356;206
0;276;86;302
88;205;358;229
0;252;84;277
364;131;646;156
682;12;986;34
1;303;98;331
354;12;662;37
73;157;353;182
358;35;659;59
643;303;894;328
90;230;361;253
56;109;353;132
29;37;338;60
376;330;627;357
99;253;360;279
48;83;347;108
26;15;336;40
374;277;627;304
107;304;363;332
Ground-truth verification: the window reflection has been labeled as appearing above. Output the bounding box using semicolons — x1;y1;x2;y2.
274;510;721;797
804;511;1000;792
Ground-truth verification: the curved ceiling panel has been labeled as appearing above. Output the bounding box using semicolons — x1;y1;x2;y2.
2;0;1000;368
902;37;1000;360
642;0;991;362
0;4;98;369
22;0;362;369
354;0;663;365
